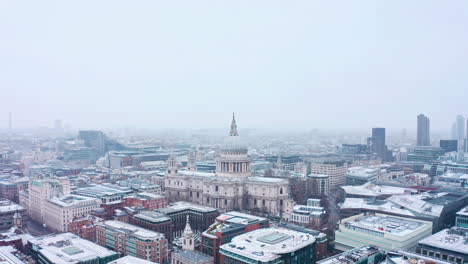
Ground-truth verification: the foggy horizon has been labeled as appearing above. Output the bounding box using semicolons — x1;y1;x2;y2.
1;1;468;132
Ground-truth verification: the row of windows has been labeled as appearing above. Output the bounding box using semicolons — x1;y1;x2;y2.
420;249;464;264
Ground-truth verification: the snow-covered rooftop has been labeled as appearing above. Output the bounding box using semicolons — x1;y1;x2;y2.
0;200;24;213
317;246;382;264
340;198;415;217
220;228;315;262
159;201;217;214
98;221;165;240
418;227;468;255
341;183;414;197
29;233;117;264
48;194;100;208
341;213;431;237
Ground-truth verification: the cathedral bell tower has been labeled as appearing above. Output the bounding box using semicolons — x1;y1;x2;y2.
187;150;197;172
166;153;179;176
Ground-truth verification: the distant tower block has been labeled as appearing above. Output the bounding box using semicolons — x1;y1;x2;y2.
8;112;12;132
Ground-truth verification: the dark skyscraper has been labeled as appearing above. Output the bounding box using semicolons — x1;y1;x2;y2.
417;114;430;146
369;127;390;161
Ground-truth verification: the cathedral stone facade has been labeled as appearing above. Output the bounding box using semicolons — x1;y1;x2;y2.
165;115;294;216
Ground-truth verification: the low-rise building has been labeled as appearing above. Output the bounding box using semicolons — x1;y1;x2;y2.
339;183;416;200
288;199;326;230
28;232;119;264
96;220;168;264
0;199;26;230
277;222;329;260
123;192;167;210
307;174;330;197
43;194;101;232
157;202;219;238
417;227;468;264
387;191;468;231
201;211;269;263
0;245;34;264
317;246;385;264
117;179;162;194
219;228;316;264
386;251;452;264
69;215;102;241
310;160;347;191
131;211;173;242
346;166;379;186
21;177;71;224
335;213;432;252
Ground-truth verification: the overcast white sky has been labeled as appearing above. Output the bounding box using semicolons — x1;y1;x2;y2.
0;1;467;132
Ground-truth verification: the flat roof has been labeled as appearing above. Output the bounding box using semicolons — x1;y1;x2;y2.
158;201;217;214
48;195;100;208
204;211;267;236
174;250;212;264
0;200;24;214
98;221;165;240
73;184;133;198
341;213;431;237
0;246;27;264
339;198;415;217
29;233;116;264
133;211;171;223
317;246;382;264
220;228;315;262
341;183;414;197
418;227;468;255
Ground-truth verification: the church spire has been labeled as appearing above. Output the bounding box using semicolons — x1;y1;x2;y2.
182;215;195;250
230;113;238;136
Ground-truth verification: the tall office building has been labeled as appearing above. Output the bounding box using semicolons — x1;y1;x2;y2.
456;115;465;141
368;128;392;161
417;114;430;146
371;127;386;154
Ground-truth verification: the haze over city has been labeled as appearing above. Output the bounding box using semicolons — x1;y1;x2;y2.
2;1;468;264
1;1;468;132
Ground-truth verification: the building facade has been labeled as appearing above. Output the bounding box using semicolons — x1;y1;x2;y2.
310;161;347;191
43;194;101;232
417;227;467;264
335;213;433;252
201;211;269;263
96;220;168;264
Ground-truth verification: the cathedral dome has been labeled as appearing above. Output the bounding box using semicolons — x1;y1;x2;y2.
220;135;248;153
